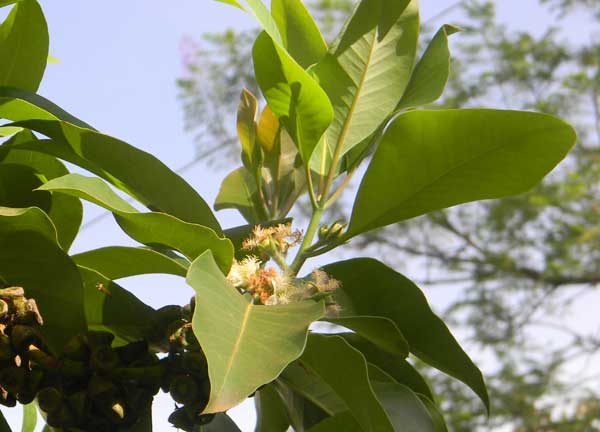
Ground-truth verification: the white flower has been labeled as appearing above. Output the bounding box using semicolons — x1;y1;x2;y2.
227;256;260;288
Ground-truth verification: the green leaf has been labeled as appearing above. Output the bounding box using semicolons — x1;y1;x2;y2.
369;381;435;432
396;25;460;110
215;0;283;46
311;0;419;172
299;333;394;432
0;0;48;92
0;163;50;211
187;251;324;413
203;413;242;431
77;266;157;345
0;230;86;353
215;167;265;224
0;411;11;432
72;246;188;279
278;361;346;416
0;88;221;232
237;89;261;172
341;333;434;400
306;412;362;432
348;109;577;237
271;0;327;68
2;145;83;250
253;31;333;164
21;403;36;432
418;395;448;432
324;258;490;412
39;174;233;273
0;206;56;243
255;384;291;432
324;316;409;358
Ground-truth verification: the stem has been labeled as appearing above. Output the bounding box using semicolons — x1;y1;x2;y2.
289;207;323;275
305;165;318;210
324;167;357;209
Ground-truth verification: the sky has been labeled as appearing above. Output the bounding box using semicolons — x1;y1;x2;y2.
0;0;595;430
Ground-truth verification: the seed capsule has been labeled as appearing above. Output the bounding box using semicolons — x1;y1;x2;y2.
62;334;90;361
37;387;64;414
90;347;120;373
169;374;200;405
0;366;26;394
86;331;115;349
10;325;44;353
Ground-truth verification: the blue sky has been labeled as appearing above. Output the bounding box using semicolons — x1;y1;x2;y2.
1;0;594;430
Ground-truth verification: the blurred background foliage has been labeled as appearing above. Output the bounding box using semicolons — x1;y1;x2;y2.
176;1;600;430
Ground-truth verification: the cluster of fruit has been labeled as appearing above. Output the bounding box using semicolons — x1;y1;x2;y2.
0;287;213;431
159;300;215;431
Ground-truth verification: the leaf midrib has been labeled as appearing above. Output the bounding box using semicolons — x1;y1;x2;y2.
215;302;254;399
327;30;378;174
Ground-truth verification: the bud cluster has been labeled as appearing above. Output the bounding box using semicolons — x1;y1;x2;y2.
156;300;214;431
0;287;214;431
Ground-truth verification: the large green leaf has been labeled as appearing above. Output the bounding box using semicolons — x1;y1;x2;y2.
237;89;261;172
253;32;333;164
278;361;346;416
2;145;83;250
306;412;362;432
77;266;157;345
0;88;221;232
324;258;489;411
0;0;48;92
0;411;11;432
396;25;460;110
348;109;577;237
340;333;434;400
187;251;324;413
255;384;291;432
39;174;233;273
72;246;187;279
271;0;327;68
369;381;435;432
215;167;266;224
0;163;50;210
0;206;56;243
310;0;418;172
216;0;283;46
324;316;409;358
204;414;242;431
299;334;394;432
0;230;86;353
21;403;36;432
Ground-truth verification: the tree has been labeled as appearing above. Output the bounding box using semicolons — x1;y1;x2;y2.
177;0;599;430
0;0;575;431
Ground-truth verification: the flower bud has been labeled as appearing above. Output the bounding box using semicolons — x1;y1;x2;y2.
0;366;26;394
10;325;44;353
37;387;64;414
115;340;148;365
183;351;208;379
169;374;200;405
62;334;90;362
86;331;115;349
90;347;120;373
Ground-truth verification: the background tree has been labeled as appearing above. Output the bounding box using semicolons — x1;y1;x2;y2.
177;0;600;430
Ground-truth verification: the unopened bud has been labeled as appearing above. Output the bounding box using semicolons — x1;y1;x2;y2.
37;387;64;414
169;374;200;405
0;287;24;298
115;340;148;365
183;351;208;379
90;347;120;373
10;325;44;353
62;334;89;361
0;366;25;394
86;331;114;349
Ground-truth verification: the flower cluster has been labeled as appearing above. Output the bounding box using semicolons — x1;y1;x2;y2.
242;224;302;254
